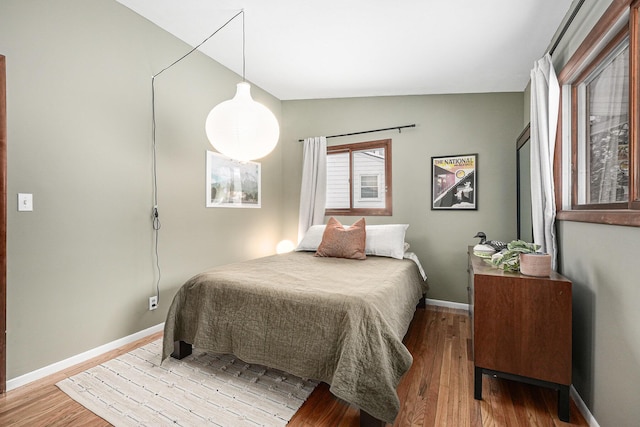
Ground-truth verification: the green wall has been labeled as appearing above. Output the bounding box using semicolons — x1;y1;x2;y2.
0;0;284;380
282;94;524;303
558;222;640;426
531;1;640;425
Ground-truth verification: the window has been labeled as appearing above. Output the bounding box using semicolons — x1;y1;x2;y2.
326;139;392;216
557;0;640;226
359;175;380;199
576;39;629;207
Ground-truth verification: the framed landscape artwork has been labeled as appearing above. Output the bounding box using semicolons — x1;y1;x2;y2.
431;153;477;210
206;151;261;208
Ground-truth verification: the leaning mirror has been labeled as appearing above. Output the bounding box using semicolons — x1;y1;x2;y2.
517;125;533;242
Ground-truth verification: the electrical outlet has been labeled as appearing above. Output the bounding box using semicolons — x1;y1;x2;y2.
149;296;158;311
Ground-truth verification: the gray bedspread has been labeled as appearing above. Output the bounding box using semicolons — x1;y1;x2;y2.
162;251;428;423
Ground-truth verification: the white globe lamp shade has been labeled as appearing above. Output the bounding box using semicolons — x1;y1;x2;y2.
205;82;280;162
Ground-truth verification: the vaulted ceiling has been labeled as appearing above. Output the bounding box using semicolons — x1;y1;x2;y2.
116;0;573;100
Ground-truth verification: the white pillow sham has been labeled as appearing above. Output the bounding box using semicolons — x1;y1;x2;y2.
296;224;328;251
296;223;409;260
364;224;409;259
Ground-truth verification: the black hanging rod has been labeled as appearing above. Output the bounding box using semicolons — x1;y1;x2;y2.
298;124;415;142
549;0;585;56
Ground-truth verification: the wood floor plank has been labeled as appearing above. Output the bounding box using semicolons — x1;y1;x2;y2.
335;405;360;427
394;309;430;426
0;307;589;426
456;315;471;427
424;309;447;426
419;308;447;427
445;330;459;426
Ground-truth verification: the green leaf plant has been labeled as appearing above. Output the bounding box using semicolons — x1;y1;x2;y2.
486;240;542;272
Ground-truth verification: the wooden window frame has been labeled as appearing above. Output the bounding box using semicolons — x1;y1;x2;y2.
556;0;640;227
325;139;392;216
571;27;629;210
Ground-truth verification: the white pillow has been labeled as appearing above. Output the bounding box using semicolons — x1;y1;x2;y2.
364;224;409;259
295;224;326;251
297;223;409;260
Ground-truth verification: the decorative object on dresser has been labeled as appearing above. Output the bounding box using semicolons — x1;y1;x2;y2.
486;239;550;274
472;231;507;258
467;247;572;422
473;231;507;250
519;252;552;277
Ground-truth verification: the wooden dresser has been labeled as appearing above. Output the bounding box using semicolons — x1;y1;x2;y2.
467;247;572;421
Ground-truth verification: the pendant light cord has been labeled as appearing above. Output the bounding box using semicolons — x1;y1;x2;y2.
150;9;244;304
152;10;244;80
242;11;245;82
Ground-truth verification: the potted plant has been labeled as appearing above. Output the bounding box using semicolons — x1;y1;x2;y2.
486;240;551;276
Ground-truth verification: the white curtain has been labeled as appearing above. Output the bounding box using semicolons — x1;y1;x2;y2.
297;136;327;242
530;53;560;268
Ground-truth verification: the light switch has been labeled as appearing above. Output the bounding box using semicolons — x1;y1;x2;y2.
18;193;33;212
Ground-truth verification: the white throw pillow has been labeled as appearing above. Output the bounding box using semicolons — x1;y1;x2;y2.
297;223;409;260
295;224;326;251
364;224;409;259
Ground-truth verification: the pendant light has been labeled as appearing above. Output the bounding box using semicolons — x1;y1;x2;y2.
205;11;279;161
205;82;279;161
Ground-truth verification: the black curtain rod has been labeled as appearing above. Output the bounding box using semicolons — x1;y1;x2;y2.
549;0;585;56
298;124;415;142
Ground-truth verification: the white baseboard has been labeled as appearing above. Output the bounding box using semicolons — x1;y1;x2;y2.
426;298;469;311
6;322;164;392
571;385;600;427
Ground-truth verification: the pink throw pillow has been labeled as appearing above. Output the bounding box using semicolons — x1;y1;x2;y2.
315;217;366;260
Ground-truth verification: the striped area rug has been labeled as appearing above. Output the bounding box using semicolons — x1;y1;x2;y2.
56;339;318;426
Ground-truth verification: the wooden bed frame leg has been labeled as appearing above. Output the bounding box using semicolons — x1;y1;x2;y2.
171;340;192;360
360;410;386;427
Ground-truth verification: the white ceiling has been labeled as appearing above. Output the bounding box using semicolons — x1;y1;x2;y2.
116;0;574;100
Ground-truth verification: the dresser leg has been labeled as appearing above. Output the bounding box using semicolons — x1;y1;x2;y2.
474;366;483;400
558;385;570;422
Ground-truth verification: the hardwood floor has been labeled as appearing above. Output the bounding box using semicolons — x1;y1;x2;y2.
0;306;588;426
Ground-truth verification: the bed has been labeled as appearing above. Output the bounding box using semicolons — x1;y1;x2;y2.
162;222;428;425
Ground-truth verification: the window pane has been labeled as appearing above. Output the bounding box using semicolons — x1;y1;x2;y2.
359;175;379;199
326;152;350;209
579;44;629;204
353;148;385;208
